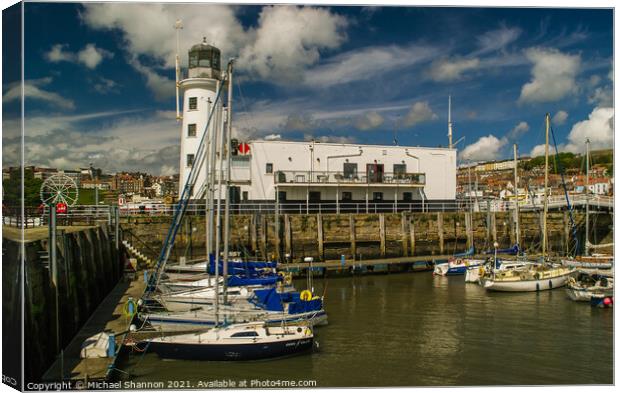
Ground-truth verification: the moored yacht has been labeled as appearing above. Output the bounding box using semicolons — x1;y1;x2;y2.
143;321;314;361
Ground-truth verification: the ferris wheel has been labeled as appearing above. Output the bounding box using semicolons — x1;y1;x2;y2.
40;174;79;207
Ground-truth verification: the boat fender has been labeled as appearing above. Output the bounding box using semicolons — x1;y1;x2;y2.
123;298;137;318
536;283;540;291
549;280;553;289
300;290;313;301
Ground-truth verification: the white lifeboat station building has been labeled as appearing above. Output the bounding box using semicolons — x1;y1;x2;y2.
178;40;456;212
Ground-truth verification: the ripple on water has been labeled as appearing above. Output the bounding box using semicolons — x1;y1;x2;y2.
121;273;613;386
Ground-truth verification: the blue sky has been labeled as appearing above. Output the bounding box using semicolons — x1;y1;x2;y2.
2;3;614;175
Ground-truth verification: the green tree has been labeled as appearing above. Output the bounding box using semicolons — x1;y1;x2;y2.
2;168;44;206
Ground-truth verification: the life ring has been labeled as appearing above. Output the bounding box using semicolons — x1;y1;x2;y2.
300;290;313;301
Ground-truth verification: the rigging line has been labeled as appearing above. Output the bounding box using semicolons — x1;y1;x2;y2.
549;123;579;256
236;80;255;133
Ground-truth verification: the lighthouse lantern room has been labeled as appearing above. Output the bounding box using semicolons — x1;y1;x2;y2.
178;38;224;198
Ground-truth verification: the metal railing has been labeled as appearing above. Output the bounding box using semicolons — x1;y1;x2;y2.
3;194;612;228
274;170;425;185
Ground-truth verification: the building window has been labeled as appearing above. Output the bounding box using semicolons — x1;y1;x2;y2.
242;191;249;201
403;192;413;201
266;163;273;174
341;191;352;201
188;97;197;110
187;124;197;137
393;164;407;178
309;191;321;202
231;155;250;168
187;154;195;167
277;191;287;201
373;192;383;201
343;163;358;179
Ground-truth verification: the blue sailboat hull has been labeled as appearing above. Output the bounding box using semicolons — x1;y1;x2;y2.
147;337;314;361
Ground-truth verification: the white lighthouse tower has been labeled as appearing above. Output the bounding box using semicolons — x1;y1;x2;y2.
178;37;224;198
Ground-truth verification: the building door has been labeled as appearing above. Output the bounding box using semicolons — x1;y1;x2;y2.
366;163;384;183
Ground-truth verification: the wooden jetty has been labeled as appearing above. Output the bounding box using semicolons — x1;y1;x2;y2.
42;273;145;382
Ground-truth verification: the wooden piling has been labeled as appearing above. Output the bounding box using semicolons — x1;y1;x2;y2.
437;213;444;254
509;212;515;245
349;214;357;257
250;214;258;253
409;217;416;256
379;214;386;257
317;214;324;260
401;212;409;256
260;215;267;259
284;214;292;259
465;212;473;250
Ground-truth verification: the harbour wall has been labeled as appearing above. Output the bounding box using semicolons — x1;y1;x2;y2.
2;225;124;383
121;211;612;265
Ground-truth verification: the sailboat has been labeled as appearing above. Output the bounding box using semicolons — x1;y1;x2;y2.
144;321;314;361
465;144;530;284
139;56;315;360
561;138;613;270
566;270;614;302
481;114;574;292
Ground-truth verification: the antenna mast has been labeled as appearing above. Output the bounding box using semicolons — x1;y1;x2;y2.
174;19;183;121
448;95;453;149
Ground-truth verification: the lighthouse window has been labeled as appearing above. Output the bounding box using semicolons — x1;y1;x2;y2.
186;154;195;167
198;50;212;68
187;124;197;137
188;97;197;110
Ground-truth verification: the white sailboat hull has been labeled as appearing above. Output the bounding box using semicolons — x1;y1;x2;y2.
482;272;571;292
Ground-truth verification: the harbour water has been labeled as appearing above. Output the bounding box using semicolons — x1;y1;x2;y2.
122;272;613;387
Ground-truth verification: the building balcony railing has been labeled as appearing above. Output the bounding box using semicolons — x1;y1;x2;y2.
274;170;426;186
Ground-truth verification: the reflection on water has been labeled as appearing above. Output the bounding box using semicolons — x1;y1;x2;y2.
122;273;613;387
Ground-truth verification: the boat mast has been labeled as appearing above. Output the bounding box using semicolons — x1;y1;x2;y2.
585;138;590;256
222;60;234;303
542;113;550;260
213;84;224;325
513;144;520;248
448;95;453;149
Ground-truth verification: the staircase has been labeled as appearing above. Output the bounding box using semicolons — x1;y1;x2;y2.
122;239;154;266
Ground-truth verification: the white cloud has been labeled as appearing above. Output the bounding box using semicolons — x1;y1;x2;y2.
505;121;530;140
239;6;348;83
45;44;74;62
354;111;384;131
530;107;614;156
92;76;120;94
283;114;316;131
460;135;505;161
563;106;614;153
588;86;612;107
304;43;437;87
402;101;437;127
45;43;112;69
429;57;480;82
518;47;581;103
2;109;180;175
529;144;547;157
475;26;522;55
552;110;568;125
263;134;282;141
3;77;75;110
81;4;349;94
303;134;357;144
